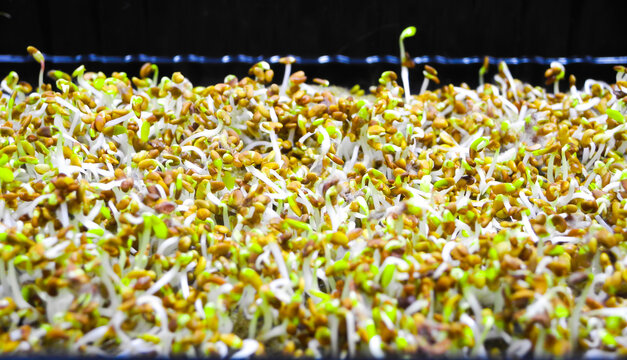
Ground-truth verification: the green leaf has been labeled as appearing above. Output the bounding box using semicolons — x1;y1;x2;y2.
556;69;565;80
606;108;625;124
470;137;489;151
241;267;262;288
284;217;311;232
358;106;370;121
88;228;104;237
4;71;18;89
72;65;86;78
152;216;168;239
213;158;223;170
204;303;216;319
176;174;183;191
400;26;417;40
326;125;339;137
142;214;153;231
434;178;450;189
379;71;396;85
381;264;395;288
100;206;111;220
140;121;150;142
332;259;349;273
602;332;617;347
223;171;235;190
554;304;569;318
113;125;127;135
486;266;499;280
606;316;622;331
0;167;14;183
316;132;324;144
176;251;193;266
93;78;105;90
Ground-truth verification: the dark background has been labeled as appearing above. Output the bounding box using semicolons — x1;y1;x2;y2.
1;0;626;89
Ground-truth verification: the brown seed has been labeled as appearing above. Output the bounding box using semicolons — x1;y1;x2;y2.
567;272;589;287
197;208;211;220
181;101;192;116
563;204;578;214
0;144;17;155
134;276;152;290
327;153;344;166
308;104;327;118
511;289;535;301
454;100;467;114
450;244;469;261
432;117;448;129
346;228;363;241
482;56;490;70
330;232;349;247
580;200;598;213
257;104;270;119
550;215;567;233
0;127;14;136
210;181;225;192
289;71;307;85
36;126;51;137
545;68;557;78
138;159;158;171
264;69;274;83
367;125;385;137
279;56;296;65
155;201;176;214
502;254;523;271
116;198;130;210
140;63;154;78
313;78;329;86
215;225;229;235
172;72;184;84
435;275;455;292
424;65;438;76
210;243;233;258
121;178;134;192
596;229;617;248
94;114;106;132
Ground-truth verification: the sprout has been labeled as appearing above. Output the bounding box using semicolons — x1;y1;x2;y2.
0;167;14;183
139;62;159;84
614;65;627;83
249;61;273;84
1;71;19;93
606;108;625;124
545;61;565;95
498;61;519;101
2;46;627;359
279;56;296;96
399;26;416;102
420;64;440;94
479;56;489;87
47;69;71;82
26;46;45;89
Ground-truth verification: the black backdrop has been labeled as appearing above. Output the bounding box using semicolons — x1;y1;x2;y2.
2;0;627;88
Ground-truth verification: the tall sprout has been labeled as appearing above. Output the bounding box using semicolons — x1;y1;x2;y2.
479;56;489;88
26;46;45;90
399;26;416;103
545;61;565;95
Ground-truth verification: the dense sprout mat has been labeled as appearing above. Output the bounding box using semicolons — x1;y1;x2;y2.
2;43;627;358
